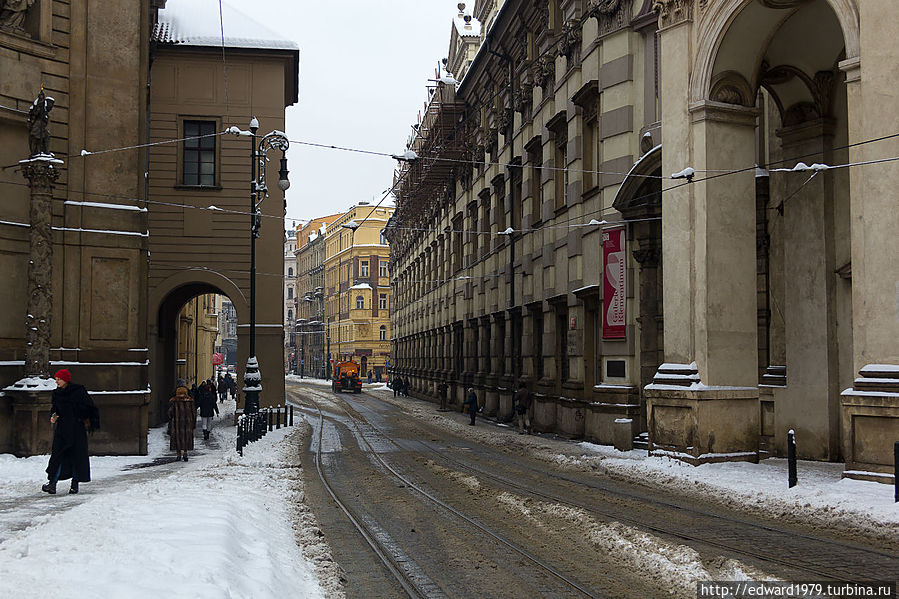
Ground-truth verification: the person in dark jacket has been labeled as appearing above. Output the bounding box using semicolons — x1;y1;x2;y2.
464;388;478;425
169;382;196;461
437;381;449;412
42;369;99;495
196;380;219;440
189;382;198;400
217;375;227;402
224;372;235;400
403;377;411;397
513;381;532;434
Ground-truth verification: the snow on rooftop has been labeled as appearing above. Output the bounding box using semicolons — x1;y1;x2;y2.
153;0;298;51
453;10;482;38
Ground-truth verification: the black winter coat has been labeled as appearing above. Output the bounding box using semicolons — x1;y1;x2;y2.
197;387;219;417
46;383;99;482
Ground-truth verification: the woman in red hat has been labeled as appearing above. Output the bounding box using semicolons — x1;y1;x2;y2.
42;369;99;495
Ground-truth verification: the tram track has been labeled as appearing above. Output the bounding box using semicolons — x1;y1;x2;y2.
332;386;898;584
297;386;602;599
287;382;898;597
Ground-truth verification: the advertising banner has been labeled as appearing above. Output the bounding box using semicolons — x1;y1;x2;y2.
602;226;626;339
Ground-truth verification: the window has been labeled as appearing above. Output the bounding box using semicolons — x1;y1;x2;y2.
288;267;293;277
380;231;387;245
287;309;293;322
554;138;567;210
287;288;293;299
583;115;598;191
379;293;387;310
379;260;388;277
183;120;216;186
379;325;387;341
356;295;364;309
360;260;369;277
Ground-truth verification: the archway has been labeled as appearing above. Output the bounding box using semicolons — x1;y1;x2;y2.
709;0;851;461
148;270;249;426
652;0;854;462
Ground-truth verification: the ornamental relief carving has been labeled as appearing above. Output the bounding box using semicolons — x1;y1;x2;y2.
652;0;693;28
589;0;633;37
558;19;582;59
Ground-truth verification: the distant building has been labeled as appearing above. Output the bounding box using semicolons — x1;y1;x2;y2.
324;203;394;380
296;214;341;378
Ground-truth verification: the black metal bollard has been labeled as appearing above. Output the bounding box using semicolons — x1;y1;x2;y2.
289;404;294;427
276;405;281;429
788;430;797;488
237;416;244;455
894;441;898;503
268;408;273;432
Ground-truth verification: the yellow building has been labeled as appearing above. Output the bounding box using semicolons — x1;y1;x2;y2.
176;293;220;388
324;203;394;380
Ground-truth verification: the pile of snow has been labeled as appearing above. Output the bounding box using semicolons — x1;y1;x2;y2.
0;401;330;599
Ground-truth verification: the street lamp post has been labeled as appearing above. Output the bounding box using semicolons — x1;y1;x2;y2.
243;117;289;414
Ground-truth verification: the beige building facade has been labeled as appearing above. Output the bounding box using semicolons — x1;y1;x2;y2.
0;0;153;455
175;293;219;387
147;1;298;425
387;0;897;480
324;203;394;380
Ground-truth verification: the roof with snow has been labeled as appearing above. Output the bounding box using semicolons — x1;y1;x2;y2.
153;0;298;51
453;11;482;38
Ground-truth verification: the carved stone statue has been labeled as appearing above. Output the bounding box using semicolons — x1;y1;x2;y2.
0;0;35;33
28;89;54;156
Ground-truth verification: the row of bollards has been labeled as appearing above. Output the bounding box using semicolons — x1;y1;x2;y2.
788;434;897;503
236;404;294;456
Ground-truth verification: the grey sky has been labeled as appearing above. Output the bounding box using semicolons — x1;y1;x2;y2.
246;0;465;225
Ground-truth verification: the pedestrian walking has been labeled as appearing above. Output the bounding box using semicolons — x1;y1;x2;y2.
392;376;400;397
189;382;198;400
217;374;227;402
228;373;237;399
513;381;532;434
42;369;99;495
437;381;449;411
196;380;219;440
403;377;411;397
367;370;373;384
464;388;478;425
168;379;196;461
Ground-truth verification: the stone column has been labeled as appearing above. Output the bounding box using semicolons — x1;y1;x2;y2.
838;16;899;482
7;154;61;456
647;79;760;462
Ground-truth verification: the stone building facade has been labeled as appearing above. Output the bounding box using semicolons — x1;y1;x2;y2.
324;203;394;380
147;0;298;426
387;0;897;480
0;0;154;455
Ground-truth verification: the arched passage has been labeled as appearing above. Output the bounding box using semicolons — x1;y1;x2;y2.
652;0;854;462
148;270;249;426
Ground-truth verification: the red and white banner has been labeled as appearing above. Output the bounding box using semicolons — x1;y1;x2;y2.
602;226;626;339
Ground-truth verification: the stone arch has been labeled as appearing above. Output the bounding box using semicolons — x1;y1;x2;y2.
690;0;858;104
148;269;249;425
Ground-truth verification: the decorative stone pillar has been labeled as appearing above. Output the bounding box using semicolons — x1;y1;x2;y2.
5;91;62;456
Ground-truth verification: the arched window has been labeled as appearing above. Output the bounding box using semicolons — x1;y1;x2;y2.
379;325;387;341
288;267;293;277
287;287;293;299
356;295;364;309
287;309;293;322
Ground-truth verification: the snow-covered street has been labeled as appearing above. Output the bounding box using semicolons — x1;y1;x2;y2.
1;383;896;599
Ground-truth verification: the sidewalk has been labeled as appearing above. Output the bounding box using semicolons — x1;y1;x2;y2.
368;384;899;549
0;399;329;599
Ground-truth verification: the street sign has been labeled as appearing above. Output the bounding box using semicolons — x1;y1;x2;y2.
212;352;224;365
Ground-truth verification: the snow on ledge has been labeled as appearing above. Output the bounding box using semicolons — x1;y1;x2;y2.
4;377;57;391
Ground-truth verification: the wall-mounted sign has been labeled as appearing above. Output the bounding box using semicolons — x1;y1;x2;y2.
602;226;626;339
569;316;577;330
